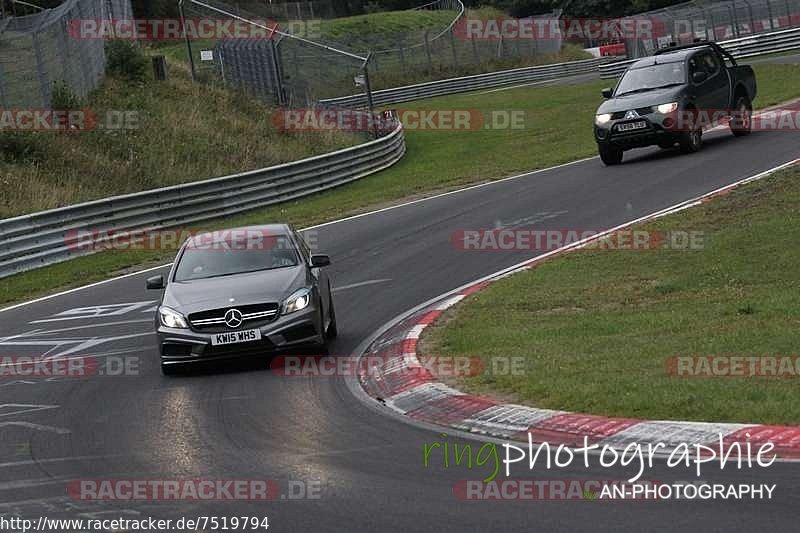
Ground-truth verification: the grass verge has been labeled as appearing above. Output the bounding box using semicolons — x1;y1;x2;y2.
2;62;800;309
0;58;360;218
422;165;800;425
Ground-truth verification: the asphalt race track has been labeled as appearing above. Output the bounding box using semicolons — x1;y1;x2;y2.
1;122;799;531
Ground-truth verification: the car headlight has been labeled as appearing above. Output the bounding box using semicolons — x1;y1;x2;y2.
283;288;312;315
657;102;678;114
595;113;612;125
159;306;188;329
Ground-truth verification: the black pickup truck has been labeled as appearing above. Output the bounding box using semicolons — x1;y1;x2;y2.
594;41;757;165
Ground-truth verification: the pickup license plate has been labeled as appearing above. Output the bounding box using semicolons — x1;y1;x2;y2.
211;329;262;346
617;120;648;132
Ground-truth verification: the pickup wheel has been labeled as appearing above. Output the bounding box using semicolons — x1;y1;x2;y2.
598;144;623;165
730;96;752;137
679;113;703;154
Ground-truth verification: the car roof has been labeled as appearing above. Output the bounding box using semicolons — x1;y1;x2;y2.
629;46;706;69
186;224;293;246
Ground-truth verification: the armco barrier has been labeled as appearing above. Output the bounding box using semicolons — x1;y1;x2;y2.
321;58;603;109
0;122;406;279
599;26;800;79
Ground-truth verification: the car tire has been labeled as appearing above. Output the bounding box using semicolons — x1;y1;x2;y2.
326;294;338;339
730;95;752;137
598;144;623;165
679;112;703;154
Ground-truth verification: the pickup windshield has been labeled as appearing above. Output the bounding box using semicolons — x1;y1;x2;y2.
616;62;686;96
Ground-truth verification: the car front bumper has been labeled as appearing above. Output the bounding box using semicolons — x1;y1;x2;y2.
157;305;323;366
595;114;683;149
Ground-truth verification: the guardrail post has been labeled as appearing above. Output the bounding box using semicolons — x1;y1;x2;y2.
449;28;458;67
424;30;433;70
363;53;378;139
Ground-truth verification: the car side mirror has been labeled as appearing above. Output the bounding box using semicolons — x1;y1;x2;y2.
310;254;331;268
692;71;708;84
146;275;165;290
601;87;613;98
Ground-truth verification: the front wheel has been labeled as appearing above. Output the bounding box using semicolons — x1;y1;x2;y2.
598;144;623;165
679;126;702;154
730;96;752;137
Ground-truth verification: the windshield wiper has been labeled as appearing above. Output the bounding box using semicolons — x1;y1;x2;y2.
616;83;683;97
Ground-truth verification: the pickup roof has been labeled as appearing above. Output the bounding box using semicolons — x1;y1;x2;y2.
594;41;757;165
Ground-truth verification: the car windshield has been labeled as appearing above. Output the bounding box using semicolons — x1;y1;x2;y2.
615;62;686;96
174;233;299;281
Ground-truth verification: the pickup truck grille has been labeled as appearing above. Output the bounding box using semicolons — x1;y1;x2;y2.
611;107;654;120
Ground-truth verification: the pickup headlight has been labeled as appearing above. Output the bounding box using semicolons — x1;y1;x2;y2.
595;113;612;125
283;288;312;315
159;306;188;329
656;102;679;114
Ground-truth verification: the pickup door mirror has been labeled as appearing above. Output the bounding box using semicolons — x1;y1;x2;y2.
692;71;708;84
146;275;165;290
310;254;331;268
601;87;613;98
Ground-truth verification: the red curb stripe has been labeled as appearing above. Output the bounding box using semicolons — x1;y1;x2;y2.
460;282;491;297
721;426;800;459
416;310;444;325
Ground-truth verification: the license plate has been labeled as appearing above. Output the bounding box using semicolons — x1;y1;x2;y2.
617;120;648;132
211;329;262;346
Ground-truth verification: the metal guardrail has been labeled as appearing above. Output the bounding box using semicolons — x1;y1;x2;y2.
0;122;406;279
599;26;800;79
320;58;603;109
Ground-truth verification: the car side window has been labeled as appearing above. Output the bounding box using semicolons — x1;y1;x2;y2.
702;53;720;77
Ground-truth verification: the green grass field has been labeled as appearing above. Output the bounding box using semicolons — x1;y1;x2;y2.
0;65;360;219
2;62;800;309
422;165;800;425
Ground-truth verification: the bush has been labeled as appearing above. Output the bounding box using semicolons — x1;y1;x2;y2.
50;80;82;110
0;132;43;162
105;41;149;81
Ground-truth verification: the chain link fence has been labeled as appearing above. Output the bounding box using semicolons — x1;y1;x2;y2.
621;0;800;58
0;0;133;108
182;0;564;108
182;0;369;107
